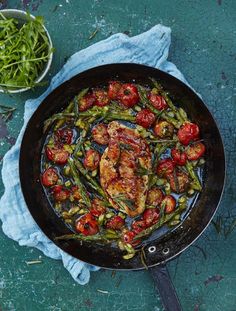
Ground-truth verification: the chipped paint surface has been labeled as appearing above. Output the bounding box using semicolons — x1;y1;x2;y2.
22;0;43;11
0;0;236;310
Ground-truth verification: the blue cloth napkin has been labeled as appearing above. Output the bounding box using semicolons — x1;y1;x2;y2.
0;25;188;285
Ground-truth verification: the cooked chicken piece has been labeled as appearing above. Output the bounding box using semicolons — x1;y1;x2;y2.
100;121;152;217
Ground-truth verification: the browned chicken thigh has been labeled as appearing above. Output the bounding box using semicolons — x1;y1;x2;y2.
100;121;152;217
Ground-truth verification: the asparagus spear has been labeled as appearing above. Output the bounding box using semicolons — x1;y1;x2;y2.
186;161;202;191
150;78;188;125
74;159;106;199
136;85;163;116
105;112;136;122
44;88;90;132
161;111;181;128
150;78;177;112
54;101;75;130
44;112;75;132
68;158;91;207
134;206;185;240
55;231;120;242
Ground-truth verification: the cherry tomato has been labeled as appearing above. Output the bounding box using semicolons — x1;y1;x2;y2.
106;215;125;230
54;128;73;146
52;185;70;201
94;89;110;107
118;83;139;108
156;158;175;177
131;220;146;234
90;198;106;217
162;195;176;214
142;208;160;226
46;146;69;165
78;93;96;112
168;171;189;193
135;109;155;128
177;122;200;146
186;142;206;161
41;167;58;187
171;148;187;166
148;92;168;110
146;187;164;206
71;186;81;200
92;123;109;145
108;81;122;100
122;231;140;247
83;149;100;171
75;213;99;236
153;121;174;138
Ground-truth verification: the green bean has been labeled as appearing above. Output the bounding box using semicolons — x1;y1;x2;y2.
134;207;185;240
150;78;177;112
54;101;74;130
161;111;181;128
186;161;202;191
43;112;75;132
55;234;109;242
74;159;107;199
105;112;135;122
55;231;120;242
136;85;163;116
68;158;91;207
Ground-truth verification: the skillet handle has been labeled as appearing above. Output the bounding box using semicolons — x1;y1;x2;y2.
149;264;182;311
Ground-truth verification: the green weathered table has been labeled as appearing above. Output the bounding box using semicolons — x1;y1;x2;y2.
0;1;236;310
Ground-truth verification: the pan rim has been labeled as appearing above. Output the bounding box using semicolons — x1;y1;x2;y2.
19;63;226;270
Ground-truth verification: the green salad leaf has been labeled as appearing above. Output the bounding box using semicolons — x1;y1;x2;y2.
0;12;53;91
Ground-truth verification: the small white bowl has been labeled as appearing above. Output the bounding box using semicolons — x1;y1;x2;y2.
0;9;53;93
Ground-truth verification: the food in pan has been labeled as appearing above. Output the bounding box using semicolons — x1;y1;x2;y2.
41;79;205;260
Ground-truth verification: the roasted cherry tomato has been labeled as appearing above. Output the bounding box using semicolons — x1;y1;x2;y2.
146;187;164;207
71;186;81;200
177;122;200;145
135;109;155;128
52;185;70;201
122;231;140;247
156;158;175;177
46;146;69;165
78;93;96;112
83;149;100;171
148;92;168;110
186;142;206;161
108;81;122;100
94;89;110;107
54;128;73;146
90;198;106;217
75;213;99;236
92;123;109;145
171;148;187;166
142;208;160;226
131;220;147;234
168;171;190;193
41;167;58;187
118;83;139;108
162;195;176;214
153;121;174;138
106;215;125;230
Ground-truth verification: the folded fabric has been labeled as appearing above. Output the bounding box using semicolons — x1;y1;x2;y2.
0;24;188;285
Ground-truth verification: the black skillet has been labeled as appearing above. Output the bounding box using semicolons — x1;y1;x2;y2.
19;64;225;311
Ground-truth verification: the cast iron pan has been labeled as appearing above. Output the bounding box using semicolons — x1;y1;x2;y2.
19;64;225;311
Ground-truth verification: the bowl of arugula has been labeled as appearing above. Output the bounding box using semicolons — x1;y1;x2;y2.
0;9;53;93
